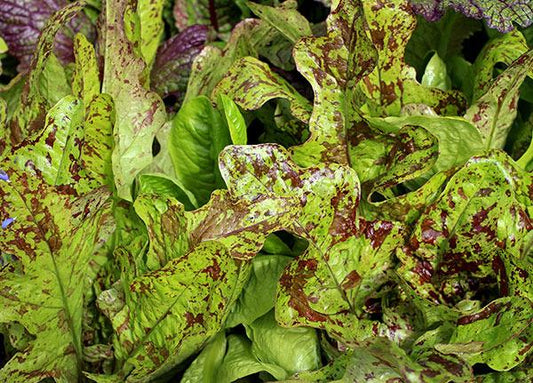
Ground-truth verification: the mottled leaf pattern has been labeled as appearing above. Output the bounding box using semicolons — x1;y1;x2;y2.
465;50;533;150
397;151;533;304
0;167;113;381
213;57;312;123
436;297;533;371
9;1;85;143
359;0;465;117
102;0;166;201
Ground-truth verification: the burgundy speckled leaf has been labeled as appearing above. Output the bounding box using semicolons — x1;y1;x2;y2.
397;151;533;305
219;144;406;343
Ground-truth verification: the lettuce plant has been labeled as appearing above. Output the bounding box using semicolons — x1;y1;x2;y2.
0;0;532;382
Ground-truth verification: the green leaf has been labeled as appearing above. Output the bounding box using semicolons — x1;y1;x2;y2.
226;254;292;328
180;332;227;383
339;337;473;382
405;11;481;75
137;0;165;70
246;310;321;375
212;56;312;123
80;94;115;191
137;174;195;211
0;167;114;382
10;1;85;143
168;96;232;207
216;334;287;382
367;115;485;173
421;52;451;91
289;0;377;166
108;183;296;379
185;17;298;102
12;96;85;187
38;54;71;107
397;151;533;304
471;30;529;100
358;0;465;117
101;0;166;201
465;50;533;150
218;94;247;145
220;144;404;341
72;33;100;107
435;297;533;371
246;0;313;43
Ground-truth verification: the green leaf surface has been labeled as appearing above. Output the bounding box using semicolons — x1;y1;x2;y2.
337;337;473;383
212;56;312;123
10;1;85;143
246;0;313;43
13;96;85;187
246;310;321;375
358;0;465;117
101;0;166;201
226;254;292;327
220;144;404;341
168;96;232;207
180;332;227;383
397;151;533;304
465;50;533;150
216;334;287;382
436;297;533;371
471;30;529;100
137;0;165;70
0;167;113;382
72;33;100;107
218;94;247;145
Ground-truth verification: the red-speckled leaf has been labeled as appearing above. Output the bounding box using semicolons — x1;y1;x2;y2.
436;296;533;371
219;144;406;342
358;0;466;117
397;151;533;305
0;166;114;382
101;0;166;201
9;1;87;144
289;0;377;166
465;50;533;150
103;184;296;380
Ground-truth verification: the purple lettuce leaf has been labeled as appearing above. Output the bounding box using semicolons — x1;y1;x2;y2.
0;0;94;72
409;0;533;33
150;25;209;110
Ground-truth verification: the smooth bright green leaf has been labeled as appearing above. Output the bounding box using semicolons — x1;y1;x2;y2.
246;310;321;375
421;52;451;90
180;332;227;383
218;94;247;145
216;334;287;382
226;254;292;327
168;96;231;207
